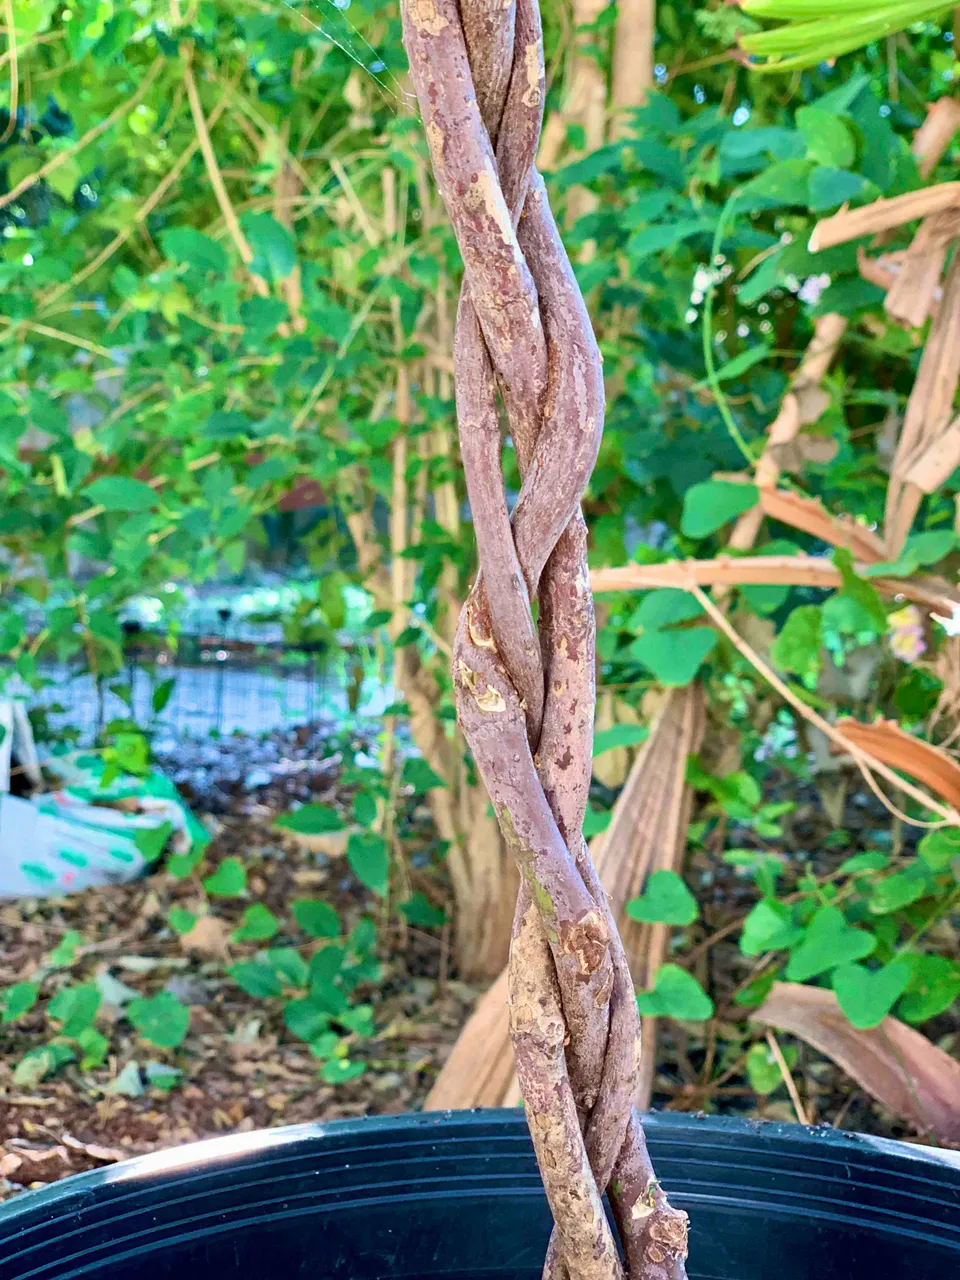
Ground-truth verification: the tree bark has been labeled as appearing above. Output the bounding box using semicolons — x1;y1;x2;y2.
401;0;690;1273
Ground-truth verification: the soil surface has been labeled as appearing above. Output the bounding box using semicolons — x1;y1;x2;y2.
1;728;954;1202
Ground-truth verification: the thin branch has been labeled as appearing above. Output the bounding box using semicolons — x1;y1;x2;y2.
765;1030;810;1126
179;41;269;297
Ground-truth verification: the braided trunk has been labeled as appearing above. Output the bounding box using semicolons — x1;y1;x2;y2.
400;2;690;1277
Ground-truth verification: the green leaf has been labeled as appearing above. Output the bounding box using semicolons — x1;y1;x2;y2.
583;805;612;837
696;345;771;388
627;219;714;262
898;955;960;1024
785;906;876;982
229;961;283;999
338;1004;375;1037
401;756;446;793
868;870;930;915
796;107;856;169
168;908;198;936
47;984;100;1037
134;821;174;865
275;804;344;835
808;168;868;211
1;982;40;1024
267;947;309;988
347;832;390;896
320;1057;366;1084
905;530;957;566
833;548;886;632
631;589;704;631
630;627;717;686
626;870;699;926
839;851;889;875
127;991;190;1048
292;899;341;939
284;996;331;1042
741;158;813;205
593;724;649;756
47;930;82;969
160;227;228;275
746;1041;796;1095
240;213;297;280
740;899;802;956
398;892;447;928
681;481;760;538
771;605;822;683
232;904;280;943
635;965;714;1021
833;961;910;1030
77;1027;109;1070
307;1031;341;1061
83;477;157;513
917;827;960;873
203;858;247;897
352;790;379;827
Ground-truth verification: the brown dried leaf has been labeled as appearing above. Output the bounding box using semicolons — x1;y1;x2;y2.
753;983;960;1146
913;97;960;178
179;914;231;961
810;182;960;252
886;252;960;556
757;489;887;562
904;412;960;494
279;828;350;858
835;717;960;811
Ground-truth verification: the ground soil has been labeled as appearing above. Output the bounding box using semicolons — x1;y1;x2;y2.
1;728;954;1200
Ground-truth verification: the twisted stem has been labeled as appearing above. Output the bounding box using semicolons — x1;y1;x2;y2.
400;2;690;1276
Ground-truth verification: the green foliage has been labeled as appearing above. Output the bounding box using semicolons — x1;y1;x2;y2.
636;965;714;1021
126;991;190;1049
203;858;247;897
347;832;390;896
626;871;699;926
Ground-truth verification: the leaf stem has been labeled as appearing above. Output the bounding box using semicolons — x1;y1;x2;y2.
701;190;757;467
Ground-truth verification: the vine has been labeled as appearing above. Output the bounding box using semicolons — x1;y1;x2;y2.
400;0;689;1275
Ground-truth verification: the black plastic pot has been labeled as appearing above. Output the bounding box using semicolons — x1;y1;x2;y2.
1;1110;958;1279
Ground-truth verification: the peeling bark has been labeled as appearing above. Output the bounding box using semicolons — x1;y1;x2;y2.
400;1;689;1276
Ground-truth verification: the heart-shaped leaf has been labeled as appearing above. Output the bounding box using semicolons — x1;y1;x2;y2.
740;900;802;956
785;906;875;982
127;991;190;1049
293;899;341;939
229;961;283;999
631;627;717;687
275;804;344;836
347;832;390;896
626;870;699;926
232;904;280;943
898;955;960;1024
203;857;247;898
832;961;910;1030
635;964;714;1021
593;724;649;757
680;481;759;538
